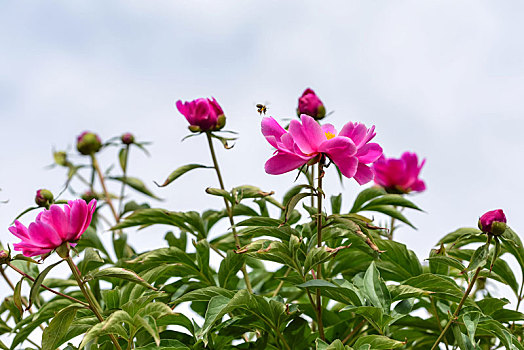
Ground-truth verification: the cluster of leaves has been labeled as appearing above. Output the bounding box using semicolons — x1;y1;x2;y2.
0;130;523;350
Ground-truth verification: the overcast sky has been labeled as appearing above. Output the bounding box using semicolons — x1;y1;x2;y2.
1;0;524;343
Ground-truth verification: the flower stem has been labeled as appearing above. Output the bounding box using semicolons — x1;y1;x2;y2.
91;154;120;223
118;144;130;215
205;132;252;293
65;255;123;350
341;319;366;345
316;159;325;340
430;235;493;350
7;262;89;307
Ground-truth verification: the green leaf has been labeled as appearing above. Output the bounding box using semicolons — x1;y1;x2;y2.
109;176;161;199
79;310;132;348
353;335;405;349
463;311;480;344
79;248;105;275
402;274;477;306
87;267;157;290
427;255;466;274
29;260;63;309
118;147;128;172
330;193;342;214
361;194;422;211
77;226;110;258
464;243;489;273
205;187;233;203
350;187;387;213
218;251;244;289
283;192;312;223
200;295;231;337
361;205;416;229
156;164;213;187
363;262;391;312
13;278;24;316
42;304;84;350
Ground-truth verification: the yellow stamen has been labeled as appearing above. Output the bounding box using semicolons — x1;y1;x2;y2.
325;132;336;140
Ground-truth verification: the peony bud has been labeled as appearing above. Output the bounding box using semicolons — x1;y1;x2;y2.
176;97;226;132
478;209;507;236
0;250;9;264
81;191;99;203
297;88;326;120
121;132;135;145
77;131;102;155
35;189;54;208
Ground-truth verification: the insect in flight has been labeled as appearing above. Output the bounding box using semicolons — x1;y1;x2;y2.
256;103;268;115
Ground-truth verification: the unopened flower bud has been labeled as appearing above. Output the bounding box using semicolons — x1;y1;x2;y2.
77;131;102;155
35;189;54;208
53;151;68;167
0;250;9;264
297;88;326;120
176;97;226;132
121;132;135;145
478;209;507;236
81;191;99;202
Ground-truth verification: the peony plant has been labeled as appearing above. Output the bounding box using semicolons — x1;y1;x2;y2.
0;89;522;350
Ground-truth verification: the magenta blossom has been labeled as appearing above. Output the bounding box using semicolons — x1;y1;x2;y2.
297;88;326;120
262;114;382;184
372;152;426;194
176;97;226;132
479;209;507;235
9;199;97;257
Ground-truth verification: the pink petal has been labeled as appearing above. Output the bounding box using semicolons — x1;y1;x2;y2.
265;152;310;175
8;221;30;240
411;179;426;192
67;200;88;241
288;115;325;154
356;143;383;164
41;205;68;240
353;164;374;185
261;117;287;149
318;137;358;178
28;221;62;247
321;124;337;135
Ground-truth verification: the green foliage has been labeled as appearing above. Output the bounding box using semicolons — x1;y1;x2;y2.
1;130;522;350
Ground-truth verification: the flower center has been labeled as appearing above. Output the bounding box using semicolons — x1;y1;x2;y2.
325;132;336;140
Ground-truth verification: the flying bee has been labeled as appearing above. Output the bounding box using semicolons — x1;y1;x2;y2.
256;103;268;115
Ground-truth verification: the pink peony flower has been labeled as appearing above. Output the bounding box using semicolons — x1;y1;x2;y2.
372;152;426;194
176;97;226;132
262;114;382;184
479;209;507;235
9;199;97;257
297;88;326;120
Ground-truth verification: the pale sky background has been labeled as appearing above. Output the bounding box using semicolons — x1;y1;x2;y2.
1;0;524;347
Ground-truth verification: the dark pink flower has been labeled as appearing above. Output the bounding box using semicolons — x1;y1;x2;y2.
479;209;507;235
297;88;326;120
176;97;226;132
262;114;382;184
372;152;426;194
9;199;96;257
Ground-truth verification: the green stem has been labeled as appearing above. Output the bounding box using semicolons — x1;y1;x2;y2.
431;296;450;350
430;235;493;350
91;154;120;223
316;159;325;340
275;328;291;350
272;267;291;297
341;319;366;345
65;255;123;350
118;144;130;215
205;132;253;293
